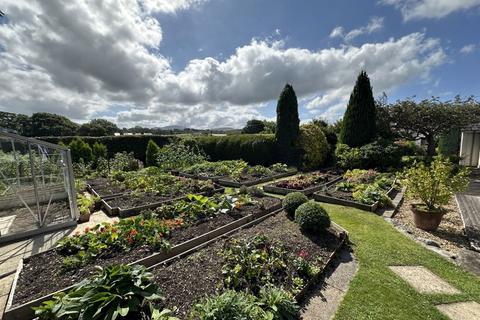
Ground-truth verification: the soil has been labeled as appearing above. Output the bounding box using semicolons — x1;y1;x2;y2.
151;212;342;318
321;187;356;202
12;196;280;306
107;192;174;209
87;178;128;197
393;197;470;254
272;172;340;190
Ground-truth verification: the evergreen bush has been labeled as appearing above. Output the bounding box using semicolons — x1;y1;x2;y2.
295;201;330;233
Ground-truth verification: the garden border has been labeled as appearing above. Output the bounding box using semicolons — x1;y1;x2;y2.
262;175;343;196
217;170;297;187
85;183;124;200
172;171;228;183
3;199;282;320
313;181;397;212
100;186;225;217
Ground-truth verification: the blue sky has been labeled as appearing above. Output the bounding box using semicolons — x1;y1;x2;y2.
0;0;479;128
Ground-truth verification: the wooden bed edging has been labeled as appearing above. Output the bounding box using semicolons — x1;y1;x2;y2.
262;175;342;196
86;183;124;200
173;171;228;183
217;170;298;188
3;201;281;320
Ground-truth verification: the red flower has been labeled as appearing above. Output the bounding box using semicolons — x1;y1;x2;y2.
298;250;309;258
130;229;138;237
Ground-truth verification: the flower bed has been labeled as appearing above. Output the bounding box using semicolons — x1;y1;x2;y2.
217;163;297;187
149;211;346;318
314;169;398;212
9;193;281;312
263;169;343;195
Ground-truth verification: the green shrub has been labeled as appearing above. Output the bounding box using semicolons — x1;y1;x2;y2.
34;265;176;320
335;143;362;169
403;157;469;211
295;201;330;233
91;141;107;161
68;138;93;163
146;139;160;167
297;123;329;170
156;143;207;171
110;151;139;172
282;192;308;218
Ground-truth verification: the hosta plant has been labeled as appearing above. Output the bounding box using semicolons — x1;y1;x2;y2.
34;265;178;320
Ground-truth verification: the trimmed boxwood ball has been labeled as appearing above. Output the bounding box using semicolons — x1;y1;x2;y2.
295;201;331;233
283;192;308;218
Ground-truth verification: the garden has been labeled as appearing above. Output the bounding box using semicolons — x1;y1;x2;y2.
2;71;480;320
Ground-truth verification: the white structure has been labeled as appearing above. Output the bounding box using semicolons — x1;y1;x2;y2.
459;124;480;168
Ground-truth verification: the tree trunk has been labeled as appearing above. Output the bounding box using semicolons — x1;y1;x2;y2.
426;134;436;157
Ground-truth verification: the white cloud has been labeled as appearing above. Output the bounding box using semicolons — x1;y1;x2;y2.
460;44;476;54
142;0;206;14
329;17;384;42
0;1;446;128
380;0;480;20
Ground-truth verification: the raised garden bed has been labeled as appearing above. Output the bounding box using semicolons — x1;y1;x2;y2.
314;177;398;212
218;169;297;187
86;177;128;199
149;211;347;318
263;169;343;196
5;194;282;320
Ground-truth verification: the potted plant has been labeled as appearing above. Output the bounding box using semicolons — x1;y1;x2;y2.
77;193;96;223
403;158;469;231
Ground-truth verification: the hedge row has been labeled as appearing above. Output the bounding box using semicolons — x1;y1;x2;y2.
38;135;176;163
183;134;279;166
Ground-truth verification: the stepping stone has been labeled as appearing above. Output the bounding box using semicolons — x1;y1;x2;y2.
389;266;461;294
436;301;480;320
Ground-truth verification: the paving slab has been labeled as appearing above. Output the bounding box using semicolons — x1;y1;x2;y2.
300;248;357;320
436;301;480;320
389;266;461;294
456;249;480;276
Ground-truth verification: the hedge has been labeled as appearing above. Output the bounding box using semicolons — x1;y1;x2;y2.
38;135;176;163
183;134;278;166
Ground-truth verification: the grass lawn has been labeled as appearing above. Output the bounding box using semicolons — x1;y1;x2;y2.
321;203;480;320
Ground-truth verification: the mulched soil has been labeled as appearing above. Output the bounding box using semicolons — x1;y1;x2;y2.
271;173;340;190
393;197;470;254
152;212;341;318
12;197;280;307
87;178;129;197
320;187;356;202
107;192;176;209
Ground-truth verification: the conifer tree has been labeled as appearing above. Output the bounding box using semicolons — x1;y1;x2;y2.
275;84;300;148
340;71;377;147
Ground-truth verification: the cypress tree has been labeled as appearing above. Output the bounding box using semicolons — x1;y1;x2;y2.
275;84;300;165
145;139;160;167
340;71;377;147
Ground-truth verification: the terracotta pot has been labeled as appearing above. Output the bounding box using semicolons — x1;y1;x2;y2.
411;204;445;231
78;214;90;223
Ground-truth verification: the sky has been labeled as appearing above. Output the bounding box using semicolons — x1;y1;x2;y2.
0;0;479;129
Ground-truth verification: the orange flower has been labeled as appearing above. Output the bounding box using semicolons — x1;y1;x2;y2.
234;201;241;209
84;227;90;233
130;229;138;237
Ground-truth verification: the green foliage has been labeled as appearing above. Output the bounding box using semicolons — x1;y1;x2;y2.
0;111;32;136
189;134;278;166
352;184;393;207
110;152;140;172
295;201;330;233
34;265;177;320
258;286;300;320
261;120;277;134
403;157;469;210
31;112;79;136
78;119;119;136
183;160;246;177
146;139;160;167
156;143;207;171
340;71;376;147
386;96;480;156
335;144;362;169
242;119;266;134
76;194;97;216
276;84;300;149
91;142;107;167
438;128;461;156
68;138;93;163
297;123;329;170
282;192;308;218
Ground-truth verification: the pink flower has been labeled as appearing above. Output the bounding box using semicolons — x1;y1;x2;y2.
298;250;309;259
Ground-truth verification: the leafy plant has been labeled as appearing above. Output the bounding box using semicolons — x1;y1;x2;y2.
156;143;207;171
76;193;98;216
258;286;300;320
275;172;328;190
352;184;392;207
403;157;469;211
335;181;355;192
282;192;308;218
34;265;178;320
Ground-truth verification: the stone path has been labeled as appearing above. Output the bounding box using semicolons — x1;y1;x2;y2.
300;248;358;320
390;265;478;320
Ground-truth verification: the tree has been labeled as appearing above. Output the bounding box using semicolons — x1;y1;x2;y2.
261;120;276;134
92;142;108;160
241;119;265;134
79;119;119;136
387;96;480;157
31;112;79;136
340;71;376;147
298;123;329;170
275;84;300;163
0;111;32;136
69;138;93;163
145;139;160;167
